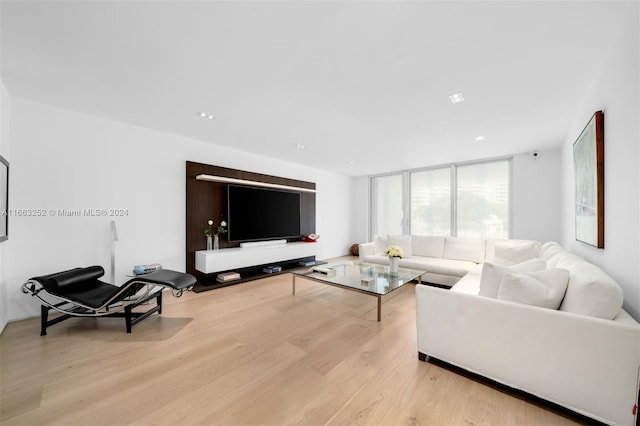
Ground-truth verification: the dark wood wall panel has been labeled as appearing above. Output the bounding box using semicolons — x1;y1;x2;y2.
185;161;316;281
300;193;316;237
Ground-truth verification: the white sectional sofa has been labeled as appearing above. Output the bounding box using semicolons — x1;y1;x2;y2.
413;240;640;426
359;235;537;287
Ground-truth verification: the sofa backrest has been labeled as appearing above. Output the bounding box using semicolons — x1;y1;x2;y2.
373;235;542;267
411;236;445;258
539;242;624;320
376;235;485;262
485;239;541;265
443;238;486;263
373;234;414;257
372;235;387;255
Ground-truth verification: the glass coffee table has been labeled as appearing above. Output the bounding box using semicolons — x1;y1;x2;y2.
292;261;426;321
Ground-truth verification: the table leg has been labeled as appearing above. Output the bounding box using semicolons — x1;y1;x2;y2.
292;275;296;295
377;295;382;322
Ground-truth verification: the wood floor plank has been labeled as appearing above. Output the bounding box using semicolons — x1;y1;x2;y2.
1;267;583;425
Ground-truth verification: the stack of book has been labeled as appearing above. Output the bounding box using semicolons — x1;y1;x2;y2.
311;266;336;277
263;265;282;273
217;272;241;283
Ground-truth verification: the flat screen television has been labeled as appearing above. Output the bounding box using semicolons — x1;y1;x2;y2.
227;184;301;242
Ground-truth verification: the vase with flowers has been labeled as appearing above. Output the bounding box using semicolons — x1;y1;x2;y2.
384;245;404;274
204;219;227;251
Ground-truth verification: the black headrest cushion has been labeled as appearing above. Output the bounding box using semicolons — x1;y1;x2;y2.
43;266;105;292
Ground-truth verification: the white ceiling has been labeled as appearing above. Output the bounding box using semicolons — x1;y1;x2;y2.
0;1;634;176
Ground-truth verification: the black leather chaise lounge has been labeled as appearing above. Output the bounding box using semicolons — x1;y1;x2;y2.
22;266;196;335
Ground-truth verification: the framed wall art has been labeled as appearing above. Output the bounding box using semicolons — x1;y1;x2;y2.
573;110;604;248
0;154;8;242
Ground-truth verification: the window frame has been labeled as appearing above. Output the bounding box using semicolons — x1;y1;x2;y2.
369;157;513;239
369;171;408;238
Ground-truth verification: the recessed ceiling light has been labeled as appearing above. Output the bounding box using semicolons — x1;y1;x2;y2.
474;135;485;142
197;112;215;120
449;92;465;104
296;144;305;149
349;160;355;166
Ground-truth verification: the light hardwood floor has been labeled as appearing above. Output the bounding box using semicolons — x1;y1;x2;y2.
1;269;582;425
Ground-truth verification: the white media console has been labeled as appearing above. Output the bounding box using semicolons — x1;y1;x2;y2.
195;241;319;274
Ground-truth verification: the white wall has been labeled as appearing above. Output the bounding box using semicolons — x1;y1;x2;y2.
6;97;355;322
351;176;369;245
512;149;562;242
561;9;640;320
0;79;10;333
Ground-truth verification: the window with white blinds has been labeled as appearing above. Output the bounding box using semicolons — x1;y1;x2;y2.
456;160;510;239
410;167;452;236
370;159;511;239
370;173;404;237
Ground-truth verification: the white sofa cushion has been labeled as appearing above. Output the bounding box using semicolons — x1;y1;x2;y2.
411;235;445;258
540;241;624;320
450;272;483;294
387;234;412;257
486;239;539;263
373;235;387;255
400;257;481;277
497;268;570;309
478;259;547;298
560;270;624;320
444;238;485;263
493;240;541;266
538;241;565;268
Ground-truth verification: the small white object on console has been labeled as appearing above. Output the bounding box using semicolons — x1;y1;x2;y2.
195;241;318;274
240;239;287;249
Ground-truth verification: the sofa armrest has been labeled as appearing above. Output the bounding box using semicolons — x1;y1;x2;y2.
359;242;375;261
416;284;640;426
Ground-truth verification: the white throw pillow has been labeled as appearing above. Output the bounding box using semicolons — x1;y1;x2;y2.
538;241;564;267
493;240;541;266
373;235;387;255
497;268;570;309
559;271;624;320
479;259;547;299
387;235;412;258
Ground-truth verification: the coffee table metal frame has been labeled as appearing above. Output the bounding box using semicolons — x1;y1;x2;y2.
291;261;425;321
